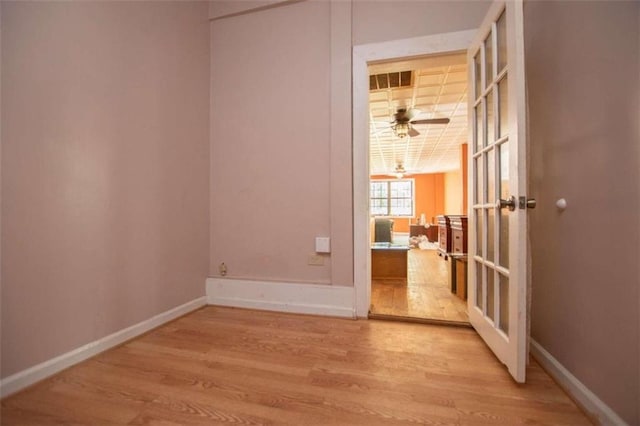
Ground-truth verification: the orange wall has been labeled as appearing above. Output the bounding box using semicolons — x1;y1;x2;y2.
371;173;446;233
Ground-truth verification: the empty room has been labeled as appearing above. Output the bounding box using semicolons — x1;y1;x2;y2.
1;1;638;425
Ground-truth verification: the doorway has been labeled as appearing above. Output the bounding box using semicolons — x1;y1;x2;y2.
366;54;470;325
352;30;477;321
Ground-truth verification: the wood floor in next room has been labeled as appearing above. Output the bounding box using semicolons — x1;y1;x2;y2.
1;306;592;426
371;248;469;323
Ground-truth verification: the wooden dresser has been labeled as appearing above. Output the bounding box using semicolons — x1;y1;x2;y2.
436;215;451;253
437;215;468;255
450;216;468;255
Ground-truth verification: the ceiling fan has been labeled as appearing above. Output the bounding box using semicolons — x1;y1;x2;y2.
375;107;450;138
387;161;413;179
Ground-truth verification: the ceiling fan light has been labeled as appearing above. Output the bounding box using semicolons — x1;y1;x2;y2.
393;123;410;138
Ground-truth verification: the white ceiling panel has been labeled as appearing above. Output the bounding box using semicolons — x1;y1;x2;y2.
369;53;468;176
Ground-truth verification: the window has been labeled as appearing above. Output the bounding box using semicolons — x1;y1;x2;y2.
370;179;414;217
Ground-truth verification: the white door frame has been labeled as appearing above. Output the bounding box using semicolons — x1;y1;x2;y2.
352;30;476;317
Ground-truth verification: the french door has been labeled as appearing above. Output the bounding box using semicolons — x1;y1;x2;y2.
467;0;529;382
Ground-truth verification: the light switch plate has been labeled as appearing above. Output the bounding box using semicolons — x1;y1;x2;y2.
315;237;330;253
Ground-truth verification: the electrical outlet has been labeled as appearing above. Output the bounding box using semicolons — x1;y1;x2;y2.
307;254;324;266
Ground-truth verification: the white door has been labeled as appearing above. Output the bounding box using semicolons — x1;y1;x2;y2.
467;0;529;382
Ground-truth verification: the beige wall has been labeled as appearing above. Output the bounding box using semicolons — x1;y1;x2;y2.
525;1;640;424
209;1;490;285
444;171;463;215
1;1;210;378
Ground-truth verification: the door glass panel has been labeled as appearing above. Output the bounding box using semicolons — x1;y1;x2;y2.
487;207;495;262
475;103;483;151
476;260;483;310
497;11;507;73
474;51;482;100
498;76;508;137
498;143;509;267
476;209;483;256
499;143;509;199
486;89;494;144
499;209;509;268
487;149;495;205
486;267;495;321
474;156;482;204
484;32;493;88
499;273;509;334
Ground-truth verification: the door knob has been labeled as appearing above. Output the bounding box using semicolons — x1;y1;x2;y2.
518;196;537;209
498;196;516;211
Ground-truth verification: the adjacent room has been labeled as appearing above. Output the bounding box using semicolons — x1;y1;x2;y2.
367;54;469;324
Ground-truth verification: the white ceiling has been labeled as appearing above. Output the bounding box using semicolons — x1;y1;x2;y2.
369;52;468;176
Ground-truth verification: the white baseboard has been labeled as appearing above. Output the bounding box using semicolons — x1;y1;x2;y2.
530;339;627;426
0;296;207;399
206;277;355;318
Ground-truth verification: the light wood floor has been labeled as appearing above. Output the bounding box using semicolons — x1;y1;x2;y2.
371;249;469;323
1;306;592;425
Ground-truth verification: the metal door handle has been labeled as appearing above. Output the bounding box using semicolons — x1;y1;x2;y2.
498;196;516;211
518;196;537;209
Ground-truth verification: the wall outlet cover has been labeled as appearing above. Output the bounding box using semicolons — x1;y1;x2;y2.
308;254;324;266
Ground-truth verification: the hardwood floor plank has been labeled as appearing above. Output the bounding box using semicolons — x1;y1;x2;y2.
0;307;592;425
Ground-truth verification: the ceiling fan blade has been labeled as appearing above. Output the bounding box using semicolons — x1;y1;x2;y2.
408;127;420;137
410;118;451;125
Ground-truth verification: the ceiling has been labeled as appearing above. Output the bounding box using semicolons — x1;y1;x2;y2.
369;52;468;176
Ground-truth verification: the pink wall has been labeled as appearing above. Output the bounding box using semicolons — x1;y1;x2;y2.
210;1;333;283
352;0;492;45
525;1;639;424
208;1;490;284
1;1;210;378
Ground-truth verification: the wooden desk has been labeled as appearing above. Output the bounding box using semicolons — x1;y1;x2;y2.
371;243;409;279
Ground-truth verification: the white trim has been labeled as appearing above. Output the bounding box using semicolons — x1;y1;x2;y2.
206;278;355;318
530;339;628;426
353;29;476;317
0;296;207;399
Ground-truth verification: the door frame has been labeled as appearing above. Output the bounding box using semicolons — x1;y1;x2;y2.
352;30;476;317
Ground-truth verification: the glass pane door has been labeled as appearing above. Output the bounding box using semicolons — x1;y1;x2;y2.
467;0;528;383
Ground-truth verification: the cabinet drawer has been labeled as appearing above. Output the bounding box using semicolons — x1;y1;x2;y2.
452;230;463;253
438;228;449;251
452;229;467;254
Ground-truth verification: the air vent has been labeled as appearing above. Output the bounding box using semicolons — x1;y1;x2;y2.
369;71;412;91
